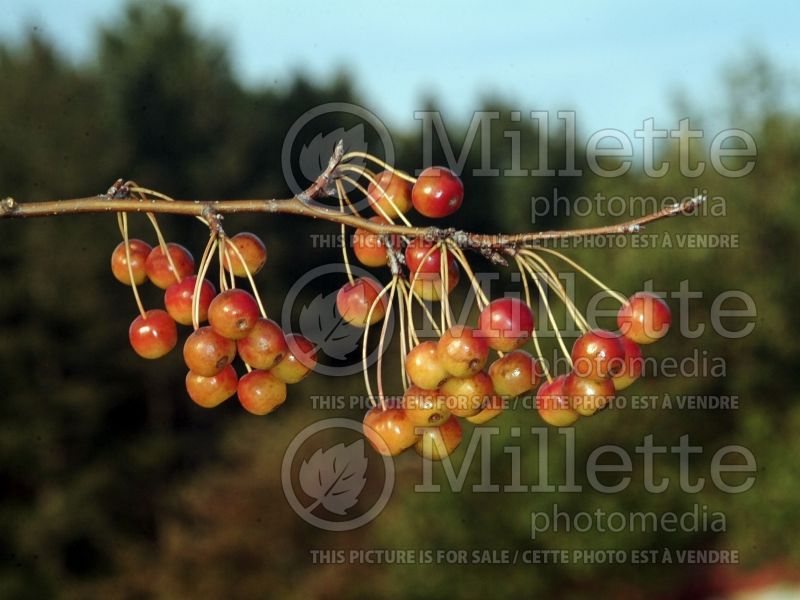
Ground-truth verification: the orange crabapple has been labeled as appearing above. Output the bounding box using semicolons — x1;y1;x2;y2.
335;277;387;327
402;386;450;427
570;329;625;381
352;216;399;267
488;350;541;397
237;369;288;415
224;232;267;278
145;242;195;289
208;288;260;340
183;326;237;377
185;365;238;408
366;170;413;218
617;292;672;344
270;333;316;384
612;335;644;391
414;415;463;460
437;325;489;378
563;372;616;417
466;394;505;425
164;275;217;326
236;318;288;370
111;239;152;285
363;400;419;456
411;166;464;218
440;371;495;417
405;341;449;390
536;375;580;427
477;297;535;352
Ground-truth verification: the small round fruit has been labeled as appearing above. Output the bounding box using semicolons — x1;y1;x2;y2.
237;318;288;370
410;268;460;302
404;239;456;276
466;395;505;425
405;341;449;390
411;166;464;218
570;330;625;380
437;325;489;377
237;369;287;415
164;276;217;326
478;297;535;352
414;416;463;460
617;292;672;344
536;375;579;426
564;372;616;417
363;402;418;456
612;336;644;391
270;334;316;384
111;239;152;286
366;170;413;218
128;309;178;359
335;277;387;327
208;289;260;340
185;365;238;408
183;326;237;377
352;216;399;267
224;232;267;278
145;243;195;289
488;350;541;397
440;371;494;417
403;386;449;427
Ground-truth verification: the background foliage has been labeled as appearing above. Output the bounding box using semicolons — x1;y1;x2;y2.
1;3;798;598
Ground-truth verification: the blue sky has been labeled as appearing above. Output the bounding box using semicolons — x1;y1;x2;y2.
1;0;797;137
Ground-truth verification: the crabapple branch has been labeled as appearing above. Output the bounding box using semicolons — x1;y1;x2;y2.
0;144;706;255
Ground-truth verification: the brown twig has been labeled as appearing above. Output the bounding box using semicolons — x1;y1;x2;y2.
0;144;706;252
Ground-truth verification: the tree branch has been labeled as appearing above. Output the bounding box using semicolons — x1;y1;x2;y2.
0;144;706;253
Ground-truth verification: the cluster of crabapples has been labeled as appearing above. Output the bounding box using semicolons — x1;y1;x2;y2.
359;291;670;460
111;231;317;414
329;166;673;460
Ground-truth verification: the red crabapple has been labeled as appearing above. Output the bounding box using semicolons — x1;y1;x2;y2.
224;232;267;278
612;336;644;391
563;372;616;417
411;166;464;218
111;239;152;285
335;277;387;327
617;292;672;344
270;334;316;384
128;309;178;359
536;375;580;427
414;415;463;460
208;289;260;340
405;341;449;390
164;276;217;326
570;329;625;380
478;297;535;352
236;318;288;370
237;369;287;415
183;326;237;377
185;365;238;408
363;401;418;456
366;170;413;218
145;243;195;289
488;350;540;397
404;239;455;276
437;325;489;377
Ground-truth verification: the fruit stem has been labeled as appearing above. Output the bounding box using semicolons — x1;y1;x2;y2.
361;277;397;410
341;151;418;185
515;254;552;384
120;211;147;319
